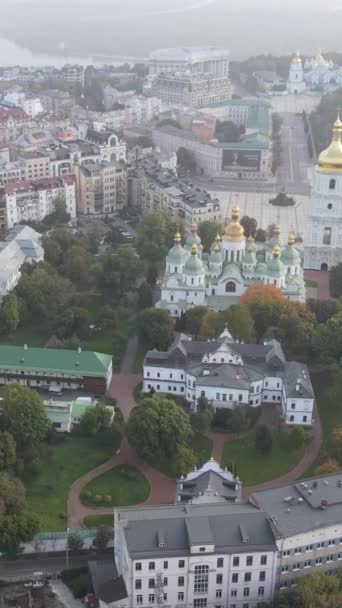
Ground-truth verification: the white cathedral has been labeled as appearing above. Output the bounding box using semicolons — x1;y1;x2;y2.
156;208;306;318
287;51;342;94
304;114;342;270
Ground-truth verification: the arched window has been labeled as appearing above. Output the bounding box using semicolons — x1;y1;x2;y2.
328;203;333;210
321;263;328;271
225;281;236;293
329;179;336;190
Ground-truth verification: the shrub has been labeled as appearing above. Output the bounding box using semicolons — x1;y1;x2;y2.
95;495;103;503
105;495;112;503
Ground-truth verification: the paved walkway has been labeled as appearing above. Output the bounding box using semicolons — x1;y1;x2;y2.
107;373;141;421
120;335;139;374
207;404;278;462
50;580;84;608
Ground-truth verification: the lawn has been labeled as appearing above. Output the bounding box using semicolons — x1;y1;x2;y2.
221;430;306;486
157;433;213;478
23;435;115;532
83;515;114;529
80;464;150;508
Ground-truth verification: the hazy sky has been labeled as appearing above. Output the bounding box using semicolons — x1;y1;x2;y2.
1;0;342;63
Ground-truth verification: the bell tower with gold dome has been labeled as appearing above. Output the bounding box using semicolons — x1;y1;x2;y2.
304;114;342;270
287;52;306;94
221;206;246;264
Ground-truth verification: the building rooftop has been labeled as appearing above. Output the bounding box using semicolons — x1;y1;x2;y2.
116;502;276;558
176;459;241;504
0;345;112;378
149;46;229;62
250;474;342;537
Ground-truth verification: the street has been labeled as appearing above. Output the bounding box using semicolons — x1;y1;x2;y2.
276;112;312;196
0;553;111;580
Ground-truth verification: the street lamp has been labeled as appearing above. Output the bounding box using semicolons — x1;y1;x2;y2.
66;527;70;569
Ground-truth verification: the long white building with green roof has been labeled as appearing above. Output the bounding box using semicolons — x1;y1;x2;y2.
156;208;305;318
0;344;112;395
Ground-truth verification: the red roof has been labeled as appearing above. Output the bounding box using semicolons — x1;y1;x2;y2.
4;176;67;195
0;107;29;123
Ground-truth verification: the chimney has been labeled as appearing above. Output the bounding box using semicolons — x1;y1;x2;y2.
24;344;28;350
77;346;82;354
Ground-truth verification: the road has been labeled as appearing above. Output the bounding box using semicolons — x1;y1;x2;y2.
0;553;110;580
276;112;312;196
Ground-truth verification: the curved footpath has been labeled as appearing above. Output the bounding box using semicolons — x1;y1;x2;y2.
67;375;323;529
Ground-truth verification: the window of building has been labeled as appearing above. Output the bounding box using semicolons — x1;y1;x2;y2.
243;588;250;597
327;555;334;562
317;542;324;549
243;604;249;608
323;227;332;245
244;573;251;582
329;540;335;546
232;573;239;583
217;558;223;568
293;563;301;571
194;564;209;594
259;571;266;581
178;577;184;587
216;590;222;599
290;415;294;422
281;566;288;573
199;547;205;552
246;556;253;566
136;596;143;605
337;553;342;560
193;600;207;608
316;557;323;565
329;178;336;190
294;547;301;554
291;403;296;409
283;550;290;557
303;415;308;422
148;594;155;603
178;592;184;602
258;587;265;596
216;574;223;584
233;557;240;567
231;589;237;597
163;594;167;602
238;394;243;402
163;577;168;586
261;555;267;565
135;563;142;571
148;579;155;588
135;580;142;590
304;560;311;568
163;561;168;569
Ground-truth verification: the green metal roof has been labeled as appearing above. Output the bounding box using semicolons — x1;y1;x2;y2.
213;135;270;150
281;246;301;264
0;345;112;378
220;262;243;282
166;243;188;264
195;98;271;109
183;254;205;276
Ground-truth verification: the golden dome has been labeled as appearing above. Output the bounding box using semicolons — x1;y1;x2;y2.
292;52;301;65
273;245;281;258
317;113;342;173
191;220;197;234
191;242;198;255
273;224;281;236
222;207;245;242
215;233;222;243
214;243;221;253
174;230;181;243
288;233;295;246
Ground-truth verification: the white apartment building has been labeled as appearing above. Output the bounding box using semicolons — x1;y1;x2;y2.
143;331;314;426
0;225;44;297
0;175;76;228
151;73;232;108
3;91;43;118
149;47;230;78
86;128;127;162
0;160;26;185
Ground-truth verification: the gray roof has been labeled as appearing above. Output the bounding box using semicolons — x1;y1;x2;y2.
176;460;241;504
196;364;263;390
89;561;127;604
116;503;276;558
250;474;342;538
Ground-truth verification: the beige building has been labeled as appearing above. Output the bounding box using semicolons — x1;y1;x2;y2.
17;151;50;180
77;161;127;215
152;72;232;107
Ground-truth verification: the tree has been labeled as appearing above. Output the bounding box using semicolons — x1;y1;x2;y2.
307;298;342;324
198;221;223;252
1;384;50;449
255;425;273;456
240;284;286;307
332;428;342;464
315;459;341;476
177;306;208;337
138;308;173;351
240;285;285;341
240;216;257;237
137;281;153;310
79;403;113;437
199;310;222;340
0;512;39;558
67;531;84;553
311;312;342;364
95;246;142;299
330;262;342;297
224;305;256;343
93;525;112;551
0;294;20;334
136;211;180;263
295;571;341;608
64;246;92;285
97;305;117;330
215;120;241;143
177;147;196;174
127;396;193;462
269;193;295;207
0;432;16;471
255;228;267;242
176;445;197;475
190;397;213;433
276;301;316;358
0;474;26;514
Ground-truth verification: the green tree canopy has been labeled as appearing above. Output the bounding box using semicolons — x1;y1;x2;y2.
1;384;50;449
136;211;180;263
330;262;342;298
79;403;113;437
137;281;153;311
0;512;39;557
138;308;174;351
93;525;112;551
240;216;257;237
127;396;193;462
67;530;84;552
311;312;342;364
176;147;196;174
177;306;208;337
95;247;142;299
0;474;26;514
198;221;223;252
0;294;20;335
307;298;342;324
0;432;16;471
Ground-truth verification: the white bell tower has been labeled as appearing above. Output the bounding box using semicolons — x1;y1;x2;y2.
287;53;306;94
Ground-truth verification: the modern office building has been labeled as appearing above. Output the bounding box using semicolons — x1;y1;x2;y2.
149;47;230;78
151;72;232;107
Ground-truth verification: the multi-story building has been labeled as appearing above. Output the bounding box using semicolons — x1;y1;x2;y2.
0;160;26;186
152;72;232;107
40;90;74;114
143;329;314;426
15;151;51;180
60;64;84;83
85;128;127;163
149;46;230;78
0;106;31;144
0;67;20;82
195;98;272;137
76;161;127;215
3;91;43;118
176;459;242;504
152;126;271;180
132;159;221;231
0;175;76;228
0;224;44;297
304;114;342;270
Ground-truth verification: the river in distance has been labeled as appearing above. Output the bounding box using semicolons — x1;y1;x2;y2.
0;0;342;66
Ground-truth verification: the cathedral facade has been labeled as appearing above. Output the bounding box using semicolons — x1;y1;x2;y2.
304;115;342;270
156;209;306;318
287;51;342;94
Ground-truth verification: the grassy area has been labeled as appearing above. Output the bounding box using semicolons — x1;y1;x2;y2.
157;432;213;478
305;279;318;288
23;435;115;532
83;514;114;529
221;430;306;485
304;368;342;476
80;464;150;508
